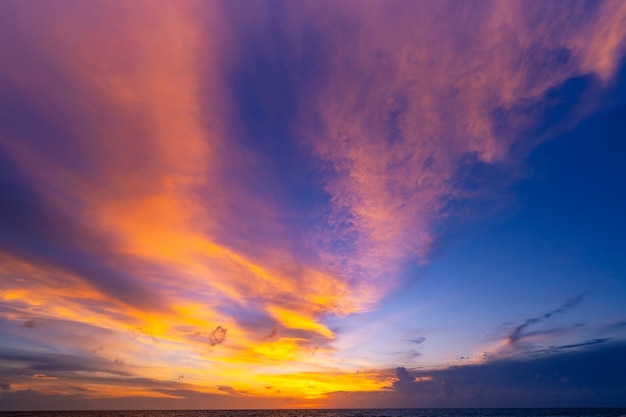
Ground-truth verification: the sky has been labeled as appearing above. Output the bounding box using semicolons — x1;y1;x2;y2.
1;0;626;410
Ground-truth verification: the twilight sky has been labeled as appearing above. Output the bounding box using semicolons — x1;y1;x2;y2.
1;0;626;410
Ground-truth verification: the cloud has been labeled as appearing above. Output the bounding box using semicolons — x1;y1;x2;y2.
217;385;250;396
439;376;455;398
0;346;243;405
263;328;278;340
0;0;361;396
0;386;291;412
0;348;131;377
507;294;585;345
21;320;37;329
1;1;626;408
208;326;227;347
0;113;166;314
192;326;227;347
384;341;626;407
392;367;423;397
225;0;626;310
32;374;58;380
551;338;612;351
472;383;486;399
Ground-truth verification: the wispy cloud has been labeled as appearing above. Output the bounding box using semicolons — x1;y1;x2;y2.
278;0;626;305
547;338;612;351
506;294;585;346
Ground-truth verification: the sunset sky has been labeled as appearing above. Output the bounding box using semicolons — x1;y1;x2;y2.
1;0;626;410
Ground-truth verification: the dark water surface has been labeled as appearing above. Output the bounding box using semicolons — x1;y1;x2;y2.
1;409;625;417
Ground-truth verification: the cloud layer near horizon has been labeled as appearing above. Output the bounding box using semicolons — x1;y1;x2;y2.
1;0;626;408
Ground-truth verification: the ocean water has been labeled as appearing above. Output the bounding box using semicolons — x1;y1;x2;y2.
1;409;625;417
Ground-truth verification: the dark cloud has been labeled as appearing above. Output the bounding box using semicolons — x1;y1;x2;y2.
0;383;10;390
0;347;221;404
407;336;426;344
472;383;486;399
217;385;249;396
128;328;158;343
389;350;422;360
0;313;121;357
21;319;37;329
263;328;278;340
392;367;424;397
192;326;229;347
396;340;626;407
209;326;227;346
527;338;613;355
0;348;131;377
439;376;455;398
507;294;584;345
552;338;612;350
405;350;421;359
0;387;288;411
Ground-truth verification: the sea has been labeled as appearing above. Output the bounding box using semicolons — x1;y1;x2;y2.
1;410;625;417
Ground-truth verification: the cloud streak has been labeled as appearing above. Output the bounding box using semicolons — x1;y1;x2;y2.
507;294;585;346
